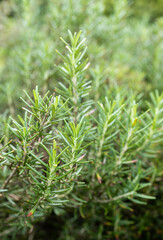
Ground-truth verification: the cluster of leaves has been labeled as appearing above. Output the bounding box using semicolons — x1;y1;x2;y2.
0;30;163;240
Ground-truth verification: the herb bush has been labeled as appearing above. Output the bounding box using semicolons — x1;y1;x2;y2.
0;1;163;239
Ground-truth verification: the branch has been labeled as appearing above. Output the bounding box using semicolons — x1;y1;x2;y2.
1;167;17;190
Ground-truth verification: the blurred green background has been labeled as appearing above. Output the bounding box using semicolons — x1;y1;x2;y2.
0;0;163;116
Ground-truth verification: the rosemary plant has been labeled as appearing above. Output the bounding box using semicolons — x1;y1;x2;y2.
0;30;163;240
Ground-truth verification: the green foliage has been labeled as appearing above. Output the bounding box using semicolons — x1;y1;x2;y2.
131;0;163;20
0;1;163;239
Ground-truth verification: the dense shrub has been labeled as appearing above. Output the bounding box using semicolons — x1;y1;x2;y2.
0;1;163;239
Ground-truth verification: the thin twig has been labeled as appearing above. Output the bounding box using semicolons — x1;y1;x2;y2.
28;226;35;240
1;167;17;190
